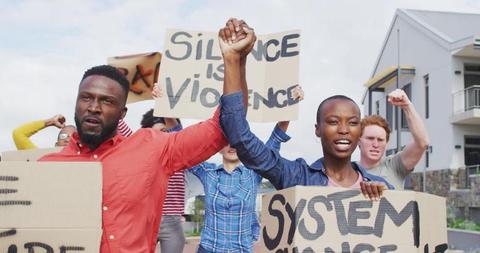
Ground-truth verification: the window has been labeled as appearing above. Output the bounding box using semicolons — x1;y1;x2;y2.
465;136;480;166
401;83;412;129
424;75;429;119
425;150;429;168
386;96;393;129
386;148;397;156
464;64;480;110
464;64;480;88
375;100;380;115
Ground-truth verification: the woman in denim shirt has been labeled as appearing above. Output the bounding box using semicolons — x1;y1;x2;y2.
218;19;393;201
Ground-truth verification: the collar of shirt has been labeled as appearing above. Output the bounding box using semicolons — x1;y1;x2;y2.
204;163;245;174
70;132;124;154
310;157;394;189
309;157;367;177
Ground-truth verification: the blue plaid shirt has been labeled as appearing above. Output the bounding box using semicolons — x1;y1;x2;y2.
190;125;290;253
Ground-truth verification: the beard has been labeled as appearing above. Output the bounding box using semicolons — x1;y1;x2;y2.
74;114;120;150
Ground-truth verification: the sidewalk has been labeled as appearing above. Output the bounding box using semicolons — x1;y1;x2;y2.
157;237;263;253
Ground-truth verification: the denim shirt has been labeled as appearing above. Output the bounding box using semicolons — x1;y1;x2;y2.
219;92;395;190
190;124;291;253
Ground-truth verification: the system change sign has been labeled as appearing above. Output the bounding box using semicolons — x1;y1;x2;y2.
155;29;301;122
259;186;448;253
0;162;102;252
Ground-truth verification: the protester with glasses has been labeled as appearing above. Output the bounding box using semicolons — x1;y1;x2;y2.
12;114;76;149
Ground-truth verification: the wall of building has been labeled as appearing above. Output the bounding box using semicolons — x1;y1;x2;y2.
451;57;480;168
364;14;457;171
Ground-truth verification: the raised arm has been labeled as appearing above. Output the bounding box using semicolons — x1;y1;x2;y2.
219;20;308;190
266;85;303;151
221;92;307;190
219;18;255;109
12;114;65;150
265;124;291;152
389;89;429;171
162;108;227;174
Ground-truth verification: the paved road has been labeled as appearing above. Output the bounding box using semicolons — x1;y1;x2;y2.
157;237;262;253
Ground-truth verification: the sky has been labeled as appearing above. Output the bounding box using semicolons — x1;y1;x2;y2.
1;0;479;164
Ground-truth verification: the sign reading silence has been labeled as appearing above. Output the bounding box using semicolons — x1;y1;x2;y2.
155;29;301;122
259;186;448;253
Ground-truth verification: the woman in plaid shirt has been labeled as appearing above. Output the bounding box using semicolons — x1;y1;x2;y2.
191;122;291;253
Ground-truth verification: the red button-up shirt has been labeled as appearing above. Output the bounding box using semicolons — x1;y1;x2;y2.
39;109;226;253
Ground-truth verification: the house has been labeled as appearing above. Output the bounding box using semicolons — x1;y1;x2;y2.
362;9;480;220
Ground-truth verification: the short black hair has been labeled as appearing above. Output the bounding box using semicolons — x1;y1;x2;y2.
141;109;165;128
316;95;359;123
81;65;130;98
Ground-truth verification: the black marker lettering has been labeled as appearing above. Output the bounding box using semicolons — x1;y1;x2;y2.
199;88;220;108
348;200;373;235
352;243;375;252
378;245;397;253
166;77;190;109
0;189;17;194
60;246;86;253
373;199;417;238
285;199;306;244
165;32;192;60
263;194;286;250
299;195;331;240
24;242;54;253
281;34;300;57
0;229;16;238
206;39;221;60
328;190;360;235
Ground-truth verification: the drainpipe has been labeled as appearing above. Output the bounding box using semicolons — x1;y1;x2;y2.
395;28;402;157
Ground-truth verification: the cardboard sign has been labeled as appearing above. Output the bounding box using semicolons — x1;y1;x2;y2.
155;29;300;122
108;52;162;104
259;186;448;253
1;148;61;162
0;162;102;252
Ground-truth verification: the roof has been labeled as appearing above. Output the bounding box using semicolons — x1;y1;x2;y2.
369;9;480;79
403;9;480;43
364;65;415;88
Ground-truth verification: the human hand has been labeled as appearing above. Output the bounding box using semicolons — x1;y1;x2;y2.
291;85;304;102
360;181;387;201
218;18;256;59
45;114;66;128
388;88;411;109
152;83;163;99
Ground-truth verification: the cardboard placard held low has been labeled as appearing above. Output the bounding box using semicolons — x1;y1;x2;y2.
260;186;448;253
1;148;61;162
0;162;102;252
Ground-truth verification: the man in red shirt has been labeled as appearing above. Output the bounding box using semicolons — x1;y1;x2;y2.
38;62;229;251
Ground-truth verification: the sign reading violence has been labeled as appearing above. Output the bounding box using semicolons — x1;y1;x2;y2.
154;29;301;122
260;186;448;253
108;52;162;104
0;162;102;252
